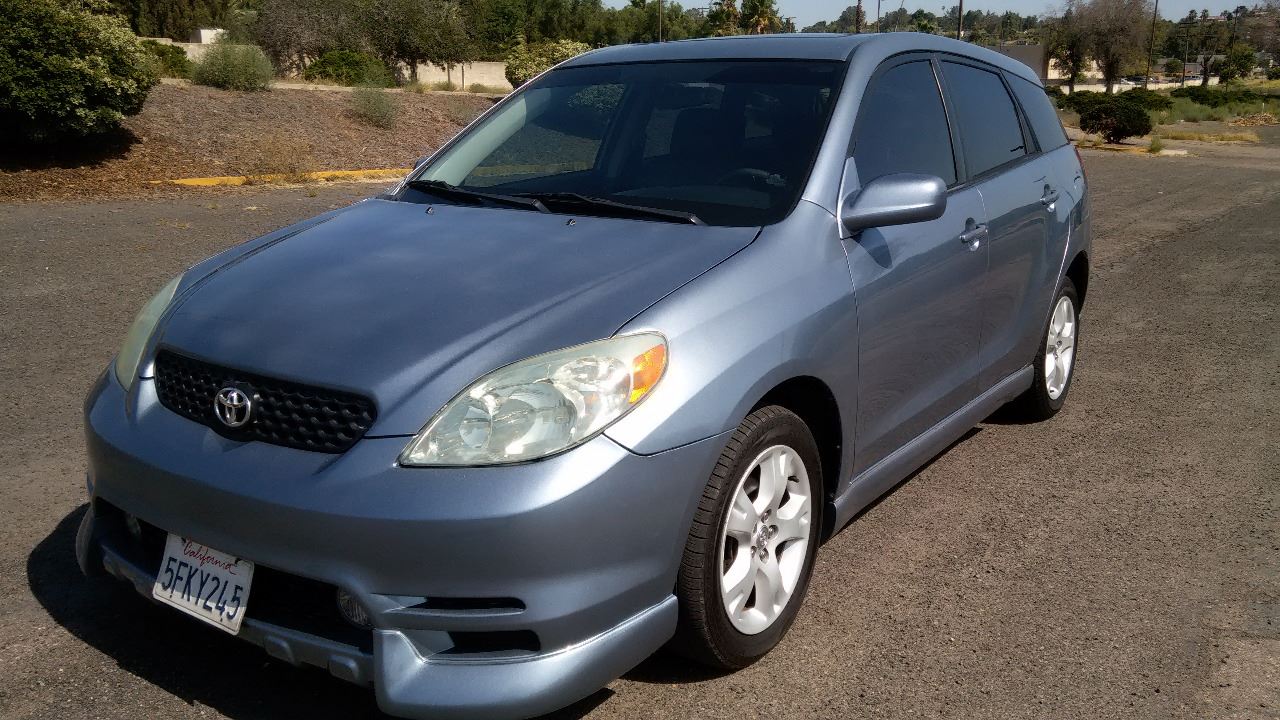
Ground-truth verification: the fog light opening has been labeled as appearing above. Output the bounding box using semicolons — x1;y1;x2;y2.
124;513;142;540
336;589;372;629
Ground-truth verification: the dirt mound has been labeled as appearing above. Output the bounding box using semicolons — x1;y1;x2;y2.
1230;112;1279;127
0;84;494;201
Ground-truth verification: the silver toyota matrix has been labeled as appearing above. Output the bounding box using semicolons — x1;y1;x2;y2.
79;32;1090;719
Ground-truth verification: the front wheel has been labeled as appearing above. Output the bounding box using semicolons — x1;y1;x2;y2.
1004;278;1080;421
672;406;822;669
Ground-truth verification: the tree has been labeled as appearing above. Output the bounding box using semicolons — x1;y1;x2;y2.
1217;42;1256;81
706;0;741;35
1;0;158;141
253;0;371;73
108;0;239;41
1084;0;1153;92
1046;1;1090;92
1163;57;1183;74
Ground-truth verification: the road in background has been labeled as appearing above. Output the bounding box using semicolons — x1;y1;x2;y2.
0;146;1276;719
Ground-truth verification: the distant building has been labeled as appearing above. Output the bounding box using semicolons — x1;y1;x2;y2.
993;44;1048;79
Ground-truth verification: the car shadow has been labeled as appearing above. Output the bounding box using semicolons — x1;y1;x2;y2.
25;507;683;719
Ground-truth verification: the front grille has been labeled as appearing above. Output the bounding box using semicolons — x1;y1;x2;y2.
153;349;376;453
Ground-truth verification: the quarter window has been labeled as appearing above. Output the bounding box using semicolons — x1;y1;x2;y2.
852;60;956;186
1007;74;1069;151
941;61;1027;176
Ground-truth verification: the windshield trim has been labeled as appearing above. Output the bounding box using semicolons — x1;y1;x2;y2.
399;58;851;228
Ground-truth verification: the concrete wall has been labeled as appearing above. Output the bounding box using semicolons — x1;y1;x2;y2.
412;61;512;91
140;37;215;62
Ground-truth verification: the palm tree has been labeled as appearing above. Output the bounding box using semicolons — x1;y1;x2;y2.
741;0;782;34
708;0;742;36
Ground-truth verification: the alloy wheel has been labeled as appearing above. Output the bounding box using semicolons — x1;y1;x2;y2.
717;444;813;635
1045;294;1077;400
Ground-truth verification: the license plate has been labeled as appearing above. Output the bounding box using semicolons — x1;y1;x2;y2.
152;534;254;634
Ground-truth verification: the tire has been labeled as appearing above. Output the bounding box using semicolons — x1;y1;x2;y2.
1004;278;1081;421
673;405;823;669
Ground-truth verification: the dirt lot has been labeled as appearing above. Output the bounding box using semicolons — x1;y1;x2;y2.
0;140;1276;719
0;84;493;202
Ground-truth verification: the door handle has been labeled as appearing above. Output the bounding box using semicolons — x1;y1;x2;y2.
958;224;988;247
1040;189;1060;206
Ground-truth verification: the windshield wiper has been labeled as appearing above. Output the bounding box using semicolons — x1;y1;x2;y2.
513;192;703;226
406;179;548;213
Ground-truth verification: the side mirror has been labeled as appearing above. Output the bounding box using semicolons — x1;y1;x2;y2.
841;173;947;235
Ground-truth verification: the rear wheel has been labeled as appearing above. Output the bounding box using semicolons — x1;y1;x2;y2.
1004;279;1080;421
673;406;822;669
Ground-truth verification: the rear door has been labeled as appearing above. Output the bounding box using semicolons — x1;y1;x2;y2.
937;59;1051;390
845;56;989;476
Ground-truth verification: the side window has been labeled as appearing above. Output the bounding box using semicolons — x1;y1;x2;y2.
940;61;1027;177
1007;74;1068;151
852;60;956;186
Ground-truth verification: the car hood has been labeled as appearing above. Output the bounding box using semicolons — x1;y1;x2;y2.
157;199;758;436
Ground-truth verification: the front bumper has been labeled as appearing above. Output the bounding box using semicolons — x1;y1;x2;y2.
80;372;727;719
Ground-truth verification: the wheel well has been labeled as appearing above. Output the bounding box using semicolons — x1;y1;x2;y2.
1066;251;1089;308
753;377;842;504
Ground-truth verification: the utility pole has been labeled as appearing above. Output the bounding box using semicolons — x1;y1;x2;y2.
1144;0;1159;87
876;0;882;30
956;0;963;39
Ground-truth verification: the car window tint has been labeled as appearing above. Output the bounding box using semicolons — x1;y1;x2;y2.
465;84;624;187
941;61;1027;176
852;60;956;186
1007;74;1068;151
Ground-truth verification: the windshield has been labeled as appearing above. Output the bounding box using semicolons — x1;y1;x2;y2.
408;60;843;227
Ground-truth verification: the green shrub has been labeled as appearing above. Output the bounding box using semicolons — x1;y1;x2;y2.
1169;85;1261;107
468;83;508;94
303;50;391;87
1269;66;1280;81
142;39;192;78
1043;85;1065;100
0;0;158;142
1080;100;1152;143
1163;58;1184;76
349;87;397;128
505;40;591;88
1119;87;1173;110
1058;90;1113;113
1147;134;1163;153
191;43;274;91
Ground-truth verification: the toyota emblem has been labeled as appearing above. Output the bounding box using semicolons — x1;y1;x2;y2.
214;386;253;428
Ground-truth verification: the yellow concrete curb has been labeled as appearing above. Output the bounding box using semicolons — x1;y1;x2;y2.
151;168;412;187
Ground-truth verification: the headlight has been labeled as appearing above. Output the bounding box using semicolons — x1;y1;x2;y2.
400;333;667;466
113;274;182;390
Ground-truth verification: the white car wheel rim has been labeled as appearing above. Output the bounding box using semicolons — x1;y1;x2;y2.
1045;295;1077;400
717;444;813;635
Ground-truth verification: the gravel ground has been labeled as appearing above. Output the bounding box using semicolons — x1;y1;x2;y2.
0;145;1276;720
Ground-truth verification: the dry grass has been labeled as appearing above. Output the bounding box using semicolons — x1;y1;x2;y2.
1156;128;1260;142
243;133;316;185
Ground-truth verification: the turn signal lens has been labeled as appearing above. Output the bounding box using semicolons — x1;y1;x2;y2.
629;344;666;404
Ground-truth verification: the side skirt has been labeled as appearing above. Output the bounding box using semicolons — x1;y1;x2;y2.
828;365;1034;535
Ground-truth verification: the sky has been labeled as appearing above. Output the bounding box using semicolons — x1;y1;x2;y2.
606;0;1250;27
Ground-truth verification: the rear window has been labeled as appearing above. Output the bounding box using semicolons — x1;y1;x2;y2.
1008;74;1069;151
940;61;1027;177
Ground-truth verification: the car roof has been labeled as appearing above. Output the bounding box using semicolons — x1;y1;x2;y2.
561;32;1043;85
